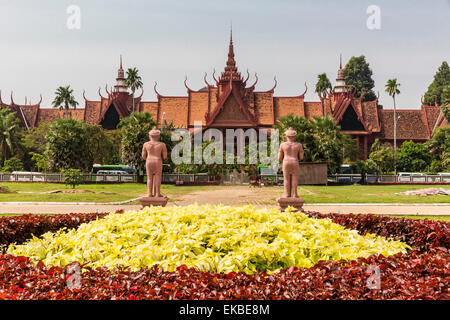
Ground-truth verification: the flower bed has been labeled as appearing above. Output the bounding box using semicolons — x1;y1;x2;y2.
0;208;448;300
0;212;111;252
7;205;410;273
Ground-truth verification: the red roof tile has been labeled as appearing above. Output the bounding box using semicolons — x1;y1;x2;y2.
378;109;430;140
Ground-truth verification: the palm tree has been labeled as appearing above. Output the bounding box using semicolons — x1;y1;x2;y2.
315;73;332;116
0;108;21;165
385;78;401;175
52;86;78;119
125;68;143;112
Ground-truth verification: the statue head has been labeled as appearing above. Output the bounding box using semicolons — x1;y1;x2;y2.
149;128;161;141
285;127;296;141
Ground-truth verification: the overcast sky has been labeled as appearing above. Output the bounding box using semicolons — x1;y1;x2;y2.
0;0;449;109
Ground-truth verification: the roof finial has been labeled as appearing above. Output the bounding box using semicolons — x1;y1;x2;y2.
339;54;342;69
230;21;233;44
120;54;123;70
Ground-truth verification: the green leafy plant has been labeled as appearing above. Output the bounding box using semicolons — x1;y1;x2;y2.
397;140;432;172
61;168;84;189
1;157;24;173
51;85;78;119
29;152;47;172
342;55;377;101
8;205;409;273
0;109;23;166
368;139;395;173
45;119;91;171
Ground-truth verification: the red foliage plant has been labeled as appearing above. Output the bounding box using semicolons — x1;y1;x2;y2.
0;211;448;300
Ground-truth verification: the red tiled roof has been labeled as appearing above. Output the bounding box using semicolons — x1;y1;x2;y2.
37;108;64;123
423;105;442;132
139;102;158;122
159;96;189;128
274;96;305;119
304;102;324;119
189;91;209;126
20;105;40;127
84;101;101;124
378;109;431;140
253;92;274;125
361;100;380;132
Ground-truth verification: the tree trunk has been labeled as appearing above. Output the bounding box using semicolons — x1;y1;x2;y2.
65;103;69;119
132;90;135;113
393;95;397;175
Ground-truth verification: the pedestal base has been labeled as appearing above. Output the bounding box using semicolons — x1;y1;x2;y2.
140;196;169;208
277;197;305;212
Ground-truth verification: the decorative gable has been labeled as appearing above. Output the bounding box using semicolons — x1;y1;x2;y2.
211;93;254;127
338;104;366;131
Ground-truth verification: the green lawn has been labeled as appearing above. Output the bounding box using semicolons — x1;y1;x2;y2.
0;183;448;204
0;183;208;203
297;184;450;203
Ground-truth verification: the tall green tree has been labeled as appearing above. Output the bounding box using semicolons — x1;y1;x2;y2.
343;56;377;101
118;112;156;182
315;73;332;116
423;61;450;107
315;73;332;98
441;84;450;122
426;127;450;171
368;139;395;173
22;122;51;155
385;78;401;174
125;68;143;112
0;108;23;165
52;86;78;119
85;124;121;165
397;141;432;172
45;118;90;171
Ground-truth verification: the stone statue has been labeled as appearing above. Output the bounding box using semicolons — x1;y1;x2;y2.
140;128;168;207
277;127;305;211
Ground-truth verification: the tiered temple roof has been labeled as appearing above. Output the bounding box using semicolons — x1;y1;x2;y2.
1;33;447;157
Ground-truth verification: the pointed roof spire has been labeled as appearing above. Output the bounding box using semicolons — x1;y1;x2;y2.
115;55;128;93
334;54;347;94
337;54;345;80
225;26;236;72
117;55;125;79
220;27;242;83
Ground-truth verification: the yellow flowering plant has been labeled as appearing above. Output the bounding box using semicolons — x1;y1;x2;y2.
8;204;410;273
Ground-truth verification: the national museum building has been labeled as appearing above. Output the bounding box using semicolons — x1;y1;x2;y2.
1;34;448;159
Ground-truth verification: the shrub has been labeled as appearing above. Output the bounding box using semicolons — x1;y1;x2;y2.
1;157;24;173
430;159;443;173
397;140;432;172
45;119;91;171
61;168;84;189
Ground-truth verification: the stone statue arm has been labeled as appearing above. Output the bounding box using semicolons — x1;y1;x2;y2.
298;143;304;161
142;143;148;161
162;144;168;160
278;144;284;162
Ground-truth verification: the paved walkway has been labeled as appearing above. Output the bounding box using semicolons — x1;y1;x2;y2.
0;186;449;215
0;202;448;215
